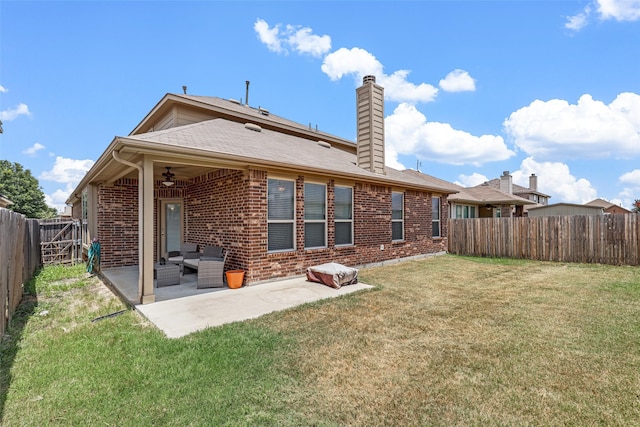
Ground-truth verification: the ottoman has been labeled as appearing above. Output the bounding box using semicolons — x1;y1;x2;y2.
154;263;180;287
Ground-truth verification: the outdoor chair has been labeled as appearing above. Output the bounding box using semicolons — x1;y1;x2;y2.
196;248;228;289
202;245;223;259
167;242;199;271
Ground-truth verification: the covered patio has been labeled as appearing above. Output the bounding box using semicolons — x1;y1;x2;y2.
101;265;225;304
100;266;373;338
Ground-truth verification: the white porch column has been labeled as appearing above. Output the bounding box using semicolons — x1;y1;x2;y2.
140;156;155;304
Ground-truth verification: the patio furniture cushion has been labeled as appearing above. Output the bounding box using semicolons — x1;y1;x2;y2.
306;262;358;289
202;245;223;259
182;248;228;288
167;243;200;267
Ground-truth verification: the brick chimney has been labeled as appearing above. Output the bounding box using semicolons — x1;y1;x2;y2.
529;173;538;192
356;75;385;174
500;170;513;194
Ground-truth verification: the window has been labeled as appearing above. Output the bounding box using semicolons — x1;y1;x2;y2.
334;186;353;246
432;196;441;238
392;192;404;241
304;183;326;249
268;178;295;252
455;204;476;219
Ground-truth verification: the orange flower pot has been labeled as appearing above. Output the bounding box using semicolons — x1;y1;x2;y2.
225;270;245;289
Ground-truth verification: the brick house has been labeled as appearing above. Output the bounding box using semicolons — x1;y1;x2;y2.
68;76;459;304
449;171;548;218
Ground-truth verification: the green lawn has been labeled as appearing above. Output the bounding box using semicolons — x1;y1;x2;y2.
1;256;639;426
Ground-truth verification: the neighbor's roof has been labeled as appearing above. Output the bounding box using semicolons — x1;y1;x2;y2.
527;202;603;211
448;184;535;206
584;198;630;212
483;178;551;198
124;118;459;194
0;193;13;208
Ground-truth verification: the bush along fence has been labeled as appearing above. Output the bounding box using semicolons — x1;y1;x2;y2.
448;214;640;266
0;208;41;336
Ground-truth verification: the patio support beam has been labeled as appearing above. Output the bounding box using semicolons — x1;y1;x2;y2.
112;150;155;304
140;155;155;304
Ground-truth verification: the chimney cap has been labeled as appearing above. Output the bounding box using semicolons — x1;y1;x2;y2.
362;75;376;84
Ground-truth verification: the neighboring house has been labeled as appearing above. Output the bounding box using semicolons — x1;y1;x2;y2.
67;76;459;304
448;183;536;218
584;198;631;214
448;171;541;218
527;203;603;217
0;194;12;209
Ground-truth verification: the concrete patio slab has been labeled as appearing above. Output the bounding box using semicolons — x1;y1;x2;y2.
135;277;373;338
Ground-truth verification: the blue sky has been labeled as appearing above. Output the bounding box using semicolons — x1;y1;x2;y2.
1;0;639;213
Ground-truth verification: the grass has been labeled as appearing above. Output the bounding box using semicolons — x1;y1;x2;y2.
1;255;639;426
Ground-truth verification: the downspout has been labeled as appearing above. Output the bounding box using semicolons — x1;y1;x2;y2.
112;150;145;304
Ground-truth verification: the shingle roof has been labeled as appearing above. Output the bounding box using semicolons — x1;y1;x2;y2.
482;178;550;197
176;94;355;146
125;118;458;193
448;185;535;205
584;198;614;208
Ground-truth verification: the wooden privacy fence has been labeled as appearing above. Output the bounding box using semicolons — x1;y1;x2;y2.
449;214;640;266
39;218;83;265
0;209;41;336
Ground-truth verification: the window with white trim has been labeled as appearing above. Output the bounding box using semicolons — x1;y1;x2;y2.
454;204;476;219
392;191;404;241
268;178;295;252
334;186;353;246
304;182;326;249
432;196;441;238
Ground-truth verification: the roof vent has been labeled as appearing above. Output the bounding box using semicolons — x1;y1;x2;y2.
228;98;241;105
317;140;331;148
363;75;376;84
244;122;262;132
258;107;270;116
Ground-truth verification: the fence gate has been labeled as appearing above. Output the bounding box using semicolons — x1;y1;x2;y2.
39;219;83;265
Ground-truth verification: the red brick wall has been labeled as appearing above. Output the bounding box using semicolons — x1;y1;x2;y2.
185;169;255;273
95;170;449;282
97;179;139;268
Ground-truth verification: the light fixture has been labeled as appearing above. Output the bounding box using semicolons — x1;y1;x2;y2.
162;167;175;187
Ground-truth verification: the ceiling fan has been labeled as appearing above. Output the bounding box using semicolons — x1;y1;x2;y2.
162;167;175;187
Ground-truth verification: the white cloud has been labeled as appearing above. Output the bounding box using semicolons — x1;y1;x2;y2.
565;7;591;31
256;19;475;104
385;103;515;168
597;0;640;21
567;0;640;31
22;142;46;156
456;173;489;187
618;169;640;208
384;142;406;170
254;19;283;53
512;157;597;204
0;103;31;121
379;70;439;103
40;157;94;212
439;69;476;92
44;185;74;214
286;25;331;57
40;156;94;184
0;85;7;93
619;169;640;186
321;47;383;81
503;92;640;160
322;49;441;103
254;19;331;57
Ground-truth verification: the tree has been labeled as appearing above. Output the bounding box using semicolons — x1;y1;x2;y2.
0;160;57;218
633;199;640;214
